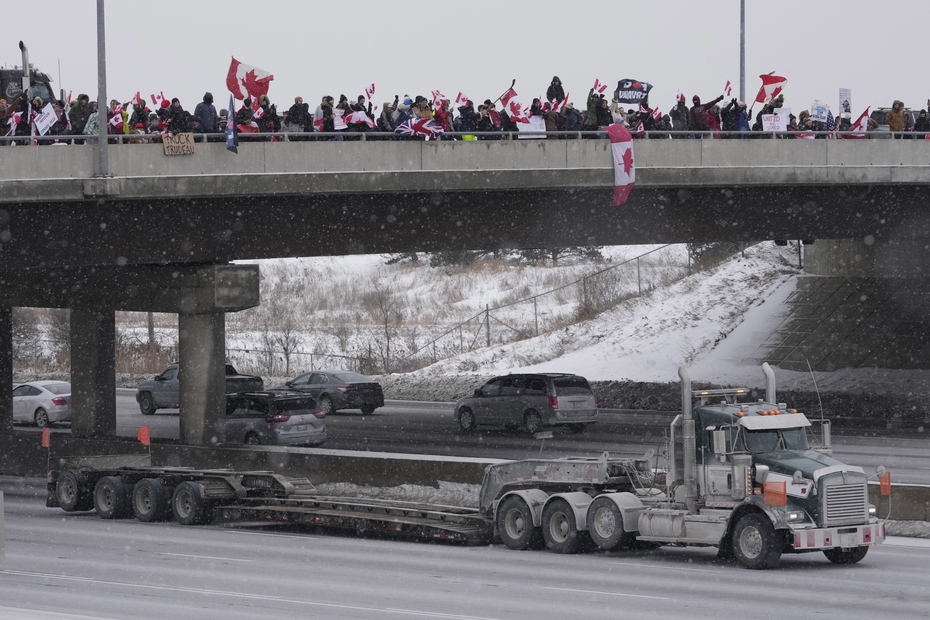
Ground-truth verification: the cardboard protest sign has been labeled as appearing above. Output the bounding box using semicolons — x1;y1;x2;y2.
162;132;196;155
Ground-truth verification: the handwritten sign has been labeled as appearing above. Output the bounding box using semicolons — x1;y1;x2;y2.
34;103;57;136
810;100;830;123
762;110;789;132
162;132;196;155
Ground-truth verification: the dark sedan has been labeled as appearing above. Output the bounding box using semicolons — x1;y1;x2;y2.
271;370;384;415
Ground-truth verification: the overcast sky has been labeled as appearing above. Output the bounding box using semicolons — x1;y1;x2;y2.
7;0;928;115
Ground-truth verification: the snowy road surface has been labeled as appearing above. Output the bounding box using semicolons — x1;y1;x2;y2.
1;489;929;620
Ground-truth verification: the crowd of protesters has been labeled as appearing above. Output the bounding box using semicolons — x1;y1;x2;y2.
1;75;927;145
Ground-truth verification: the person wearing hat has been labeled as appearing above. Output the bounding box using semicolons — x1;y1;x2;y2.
194;92;217;140
914;109;930;135
669;93;690;138
411;95;432;120
547;76;565;104
886;100;906;138
560;101;583;135
68;94;92;140
690;93;724;137
378;99;398;133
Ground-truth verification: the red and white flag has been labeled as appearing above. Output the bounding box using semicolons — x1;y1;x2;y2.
64;91;73;132
593;78;608;94
651;107;662;122
312;117;324;132
431;90;446;108
634;120;645;137
345;110;376;129
796;132;816;139
455;92;469;106
364;83;375;102
724;80;732;98
150;91;166;107
131;91;143;106
551;97;566;113
843;107;870;138
676;90;684;102
500;87;519;110
6;111;22;136
226;57;274;100
754;74;787;105
608;123;635;206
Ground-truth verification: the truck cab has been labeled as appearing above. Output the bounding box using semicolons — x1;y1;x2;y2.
2;42;56;105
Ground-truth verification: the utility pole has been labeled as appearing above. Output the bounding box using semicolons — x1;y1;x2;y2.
95;0;109;178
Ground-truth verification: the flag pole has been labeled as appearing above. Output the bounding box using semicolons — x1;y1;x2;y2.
739;0;745;103
491;79;517;106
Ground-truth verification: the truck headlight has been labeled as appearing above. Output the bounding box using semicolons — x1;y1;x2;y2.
787;511;804;522
868;504;877;516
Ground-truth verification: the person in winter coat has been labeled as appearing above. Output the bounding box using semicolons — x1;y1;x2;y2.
235;97;255;132
457;100;479;133
582;89;599;135
708;104;722;137
128;101;149;133
433;99;453;135
166;98;191;133
68;94;92;139
721;99;739;135
546;76;565;104
914;109;930;134
886;100;906;137
669;95;690;138
595;96;614;127
377;99;398;133
544;102;559;134
560;102;583;134
690;94;724;136
194;92;218;139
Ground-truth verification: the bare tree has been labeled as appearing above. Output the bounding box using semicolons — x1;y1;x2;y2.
361;278;403;373
12;307;42;367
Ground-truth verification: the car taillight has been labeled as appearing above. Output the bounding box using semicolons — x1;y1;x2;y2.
548;396;558;408
337;385;359;393
312;411;325;419
594;395;599;406
265;414;291;424
52;397;68;406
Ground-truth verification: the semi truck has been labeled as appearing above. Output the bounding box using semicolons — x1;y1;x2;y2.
46;364;885;569
2;42;57;104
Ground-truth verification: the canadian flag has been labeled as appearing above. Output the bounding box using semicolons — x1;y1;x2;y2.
635;120;645;137
345;110;376;129
843;107;870;139
676;90;685;102
551;95;568;113
608;123;635;206
151;91;166;107
455;92;469;106
500;87;519;110
593;78;608;94
724;80;732;98
796;132;816;139
431;90;446;108
651;107;662;122
6;111;22;136
364;83;375;102
131;91;142;106
226;57;274;100
754;73;787;105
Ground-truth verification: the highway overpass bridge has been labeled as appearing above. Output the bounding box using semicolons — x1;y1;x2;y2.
2;138;930;447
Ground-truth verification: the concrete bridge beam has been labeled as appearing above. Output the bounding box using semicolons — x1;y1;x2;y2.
69;308;116;438
805;237;930;278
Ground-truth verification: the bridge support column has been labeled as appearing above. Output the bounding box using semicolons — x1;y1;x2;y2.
70;308;116;438
178;312;226;446
0;308;12;434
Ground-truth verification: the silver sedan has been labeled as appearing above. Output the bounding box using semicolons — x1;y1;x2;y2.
12;381;72;427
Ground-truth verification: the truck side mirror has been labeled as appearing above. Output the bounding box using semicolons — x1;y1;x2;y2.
754;464;769;483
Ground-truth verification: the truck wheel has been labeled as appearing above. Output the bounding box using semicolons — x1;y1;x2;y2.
133;478;171;522
497;496;541;550
458;407;476;432
586;496;635;551
823;546;869;565
139;392;156;416
731;513;782;569
320;395;334;415
94;476;134;519
542;498;584;554
172;481;215;526
56;470;94;512
524;410;542;434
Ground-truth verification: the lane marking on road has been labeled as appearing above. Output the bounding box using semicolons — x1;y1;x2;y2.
154;552;253;562
0;570;502;620
540;586;669;600
607;560;720;574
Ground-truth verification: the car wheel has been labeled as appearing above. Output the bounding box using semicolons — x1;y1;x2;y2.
361;406;376;415
542;498;584;554
568;423;588;434
171;481;215;526
458;407;476;432
56;470;94;512
244;432;260;446
586;496;635;551
524;410;542;434
823;546;869;565
133;478;172;522
94;476;134;519
34;408;49;428
139;392;156;416
320;395;334;415
497;496;542;550
732;512;782;569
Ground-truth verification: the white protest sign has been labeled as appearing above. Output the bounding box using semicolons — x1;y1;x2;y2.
762;107;791;132
517;115;547;139
839;88;852;117
810;100;830;123
33;103;58;136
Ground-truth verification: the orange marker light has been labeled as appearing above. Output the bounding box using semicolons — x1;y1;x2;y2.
138;425;151;446
764;481;787;506
41;427;50;448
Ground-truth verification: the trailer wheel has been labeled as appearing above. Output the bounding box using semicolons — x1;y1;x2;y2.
823;546;869;565
542;498;585;554
133;478;171;522
586;496;635;551
497;496;541;550
731;513;782;569
172;481;215;526
94;476;134;519
56;470;94;512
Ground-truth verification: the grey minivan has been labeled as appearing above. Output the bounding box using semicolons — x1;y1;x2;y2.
225;392;326;446
454;373;598;434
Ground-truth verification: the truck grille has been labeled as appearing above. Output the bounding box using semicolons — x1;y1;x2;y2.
823;480;867;526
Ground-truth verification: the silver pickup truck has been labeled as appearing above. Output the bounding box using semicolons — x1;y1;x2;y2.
135;362;264;415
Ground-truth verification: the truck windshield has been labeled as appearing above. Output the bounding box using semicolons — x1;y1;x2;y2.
744;427;810;452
